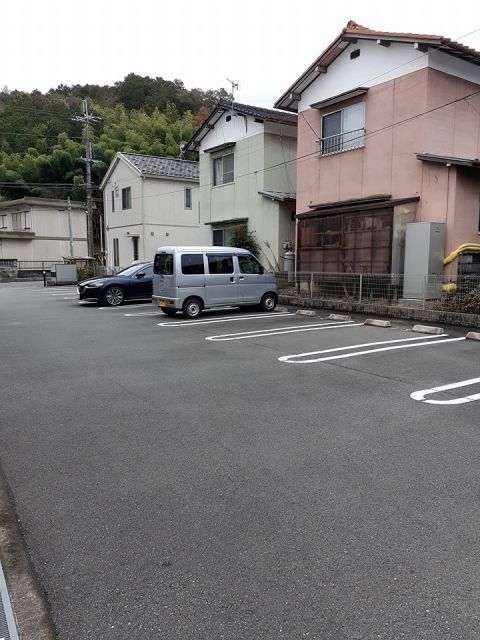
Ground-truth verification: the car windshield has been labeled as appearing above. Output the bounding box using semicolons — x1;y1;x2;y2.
116;264;150;278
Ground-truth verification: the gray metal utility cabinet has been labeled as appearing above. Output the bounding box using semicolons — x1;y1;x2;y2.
403;222;445;300
50;263;78;285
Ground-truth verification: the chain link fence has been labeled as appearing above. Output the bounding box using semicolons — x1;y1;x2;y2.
275;271;480;315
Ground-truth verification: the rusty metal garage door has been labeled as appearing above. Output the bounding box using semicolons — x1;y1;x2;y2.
298;210;393;273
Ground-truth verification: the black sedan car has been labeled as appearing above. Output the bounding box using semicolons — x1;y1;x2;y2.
77;262;153;306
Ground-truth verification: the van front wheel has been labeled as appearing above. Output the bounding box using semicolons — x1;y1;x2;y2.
183;297;203;319
259;293;277;312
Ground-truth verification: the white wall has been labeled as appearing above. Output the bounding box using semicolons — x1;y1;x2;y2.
143;177;201;261
299;40;429;112
200;111;265;149
298;40;480;115
198;131;295;268
103;156;201;266
0;203;87;262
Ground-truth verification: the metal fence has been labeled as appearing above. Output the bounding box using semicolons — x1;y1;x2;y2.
16;261;55;271
275;271;480;314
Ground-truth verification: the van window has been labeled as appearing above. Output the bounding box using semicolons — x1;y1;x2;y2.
238;255;263;274
154;253;173;275
181;254;205;275
207;255;234;274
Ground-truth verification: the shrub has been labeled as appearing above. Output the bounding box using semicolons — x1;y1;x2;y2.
228;225;261;257
77;266;94;282
436;288;480;314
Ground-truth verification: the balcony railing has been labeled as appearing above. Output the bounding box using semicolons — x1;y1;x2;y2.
319;128;365;156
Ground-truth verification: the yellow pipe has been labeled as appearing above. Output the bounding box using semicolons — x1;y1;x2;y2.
443;243;480;265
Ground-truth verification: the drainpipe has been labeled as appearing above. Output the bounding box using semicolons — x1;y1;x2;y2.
445;164;451;278
294;216;299;284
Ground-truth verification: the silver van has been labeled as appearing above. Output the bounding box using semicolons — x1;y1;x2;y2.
152;246;278;319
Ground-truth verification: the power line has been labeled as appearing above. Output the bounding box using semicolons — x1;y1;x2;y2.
1;87;479;203
295;25;480;141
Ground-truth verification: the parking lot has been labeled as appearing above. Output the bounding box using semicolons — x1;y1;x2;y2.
1;281;480;639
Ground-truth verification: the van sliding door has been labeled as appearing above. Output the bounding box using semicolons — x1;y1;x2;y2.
205;254;238;306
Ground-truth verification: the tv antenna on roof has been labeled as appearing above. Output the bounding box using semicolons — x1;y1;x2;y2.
226;77;239;109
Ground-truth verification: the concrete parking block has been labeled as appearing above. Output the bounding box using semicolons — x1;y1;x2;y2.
412;324;445;335
275;306;290;313
296;309;316;317
328;313;351;321
364;318;391;327
466;331;480;341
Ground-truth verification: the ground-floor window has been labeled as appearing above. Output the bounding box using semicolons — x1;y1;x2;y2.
298;210;393;273
113;238;119;267
212;224;246;247
212;229;225;246
132;236;139;261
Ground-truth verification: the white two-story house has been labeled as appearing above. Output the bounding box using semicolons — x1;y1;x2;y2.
101;153;200;268
0;197;87;264
185;101;297;269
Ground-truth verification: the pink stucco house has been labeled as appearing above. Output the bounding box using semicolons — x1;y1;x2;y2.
275;21;480;276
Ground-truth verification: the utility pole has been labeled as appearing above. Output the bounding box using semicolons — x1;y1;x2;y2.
71;99;101;259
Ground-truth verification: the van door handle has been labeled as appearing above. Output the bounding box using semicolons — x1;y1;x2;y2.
230;276;235;283
238;276;245;281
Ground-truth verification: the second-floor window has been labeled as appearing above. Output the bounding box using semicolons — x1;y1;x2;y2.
321;103;365;156
0;214;7;229
111;190;115;212
213;153;234;186
12;211;31;230
122;186;132;210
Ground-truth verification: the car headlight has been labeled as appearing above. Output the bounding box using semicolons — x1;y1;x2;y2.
86;281;105;287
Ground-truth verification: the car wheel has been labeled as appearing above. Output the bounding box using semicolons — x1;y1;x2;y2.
182;297;203;319
161;308;177;317
104;286;125;306
259;293;277;312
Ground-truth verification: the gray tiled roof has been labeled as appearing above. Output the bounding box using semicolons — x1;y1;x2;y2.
185;100;297;151
121;153;199;181
219;101;298;125
258;190;296;202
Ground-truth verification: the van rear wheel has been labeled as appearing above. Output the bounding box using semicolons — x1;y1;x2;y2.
259;293;277;312
182;298;203;319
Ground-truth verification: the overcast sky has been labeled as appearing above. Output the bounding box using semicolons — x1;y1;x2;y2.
2;0;480;107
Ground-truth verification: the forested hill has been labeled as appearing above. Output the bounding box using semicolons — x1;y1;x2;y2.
0;73;230;201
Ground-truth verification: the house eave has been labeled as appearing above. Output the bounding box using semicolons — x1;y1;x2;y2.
299;195;419;218
310;87;368;110
204;217;248;226
416;153;480;169
203;142;236;154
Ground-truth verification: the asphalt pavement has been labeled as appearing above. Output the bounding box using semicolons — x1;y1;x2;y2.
0;282;479;639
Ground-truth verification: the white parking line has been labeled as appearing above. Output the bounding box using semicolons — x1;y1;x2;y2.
51;292;77;296
97;303;151;310
125;312;164;317
206;321;362;341
279;334;464;364
158;312;293;327
411;377;480;405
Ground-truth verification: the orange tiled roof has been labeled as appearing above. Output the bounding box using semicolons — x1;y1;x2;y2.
275;21;480;112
